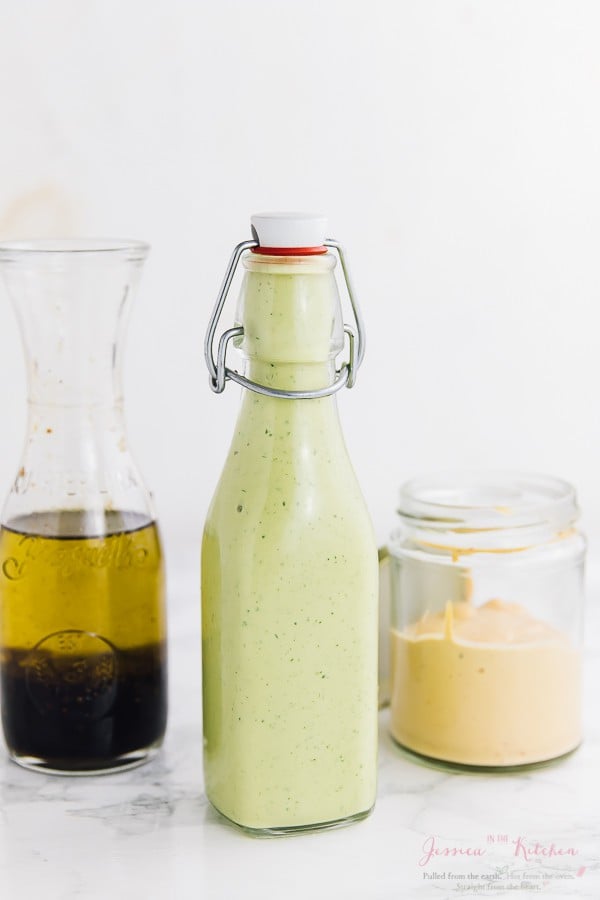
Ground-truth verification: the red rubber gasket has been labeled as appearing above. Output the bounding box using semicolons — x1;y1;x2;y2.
251;245;327;256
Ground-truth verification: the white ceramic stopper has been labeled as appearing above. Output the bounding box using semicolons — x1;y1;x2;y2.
250;212;327;248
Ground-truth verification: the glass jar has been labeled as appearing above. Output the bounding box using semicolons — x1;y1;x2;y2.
385;471;585;770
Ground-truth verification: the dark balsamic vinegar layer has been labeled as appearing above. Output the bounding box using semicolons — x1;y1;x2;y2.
1;643;167;770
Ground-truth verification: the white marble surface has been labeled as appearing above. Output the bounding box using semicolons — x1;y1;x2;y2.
1;568;599;900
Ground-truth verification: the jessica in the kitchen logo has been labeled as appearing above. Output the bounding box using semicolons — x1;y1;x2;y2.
419;834;580;867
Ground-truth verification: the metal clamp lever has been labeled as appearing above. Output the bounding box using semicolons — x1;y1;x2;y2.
204;238;365;400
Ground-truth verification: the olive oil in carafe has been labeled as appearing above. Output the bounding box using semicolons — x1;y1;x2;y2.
0;511;167;772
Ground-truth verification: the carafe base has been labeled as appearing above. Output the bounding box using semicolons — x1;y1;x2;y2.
7;742;162;776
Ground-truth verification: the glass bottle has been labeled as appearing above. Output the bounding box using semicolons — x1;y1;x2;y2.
384;471;585;770
202;213;378;834
0;239;167;774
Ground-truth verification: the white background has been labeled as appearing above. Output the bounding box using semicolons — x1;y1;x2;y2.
1;6;600;897
1;0;600;575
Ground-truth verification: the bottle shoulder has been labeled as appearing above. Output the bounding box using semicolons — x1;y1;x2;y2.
216;401;360;486
206;434;374;542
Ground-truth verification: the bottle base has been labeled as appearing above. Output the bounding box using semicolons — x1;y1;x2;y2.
209;800;375;837
7;742;162;776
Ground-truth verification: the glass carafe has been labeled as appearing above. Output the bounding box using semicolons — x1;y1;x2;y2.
0;239;167;774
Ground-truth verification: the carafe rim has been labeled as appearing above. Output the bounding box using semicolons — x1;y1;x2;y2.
0;238;149;259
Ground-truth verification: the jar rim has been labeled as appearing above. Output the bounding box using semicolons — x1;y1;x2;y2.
397;471;578;532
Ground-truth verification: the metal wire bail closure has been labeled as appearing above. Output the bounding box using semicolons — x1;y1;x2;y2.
204;238;365;400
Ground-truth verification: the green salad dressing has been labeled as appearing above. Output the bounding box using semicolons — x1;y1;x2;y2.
202;248;378;833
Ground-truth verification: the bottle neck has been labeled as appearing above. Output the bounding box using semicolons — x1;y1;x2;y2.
245;359;337;394
236;362;345;456
236;251;344;397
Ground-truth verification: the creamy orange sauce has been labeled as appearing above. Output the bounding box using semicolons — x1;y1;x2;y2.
390;599;581;766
